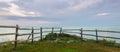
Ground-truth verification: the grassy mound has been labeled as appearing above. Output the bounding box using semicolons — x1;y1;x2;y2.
1;40;120;52
44;33;81;43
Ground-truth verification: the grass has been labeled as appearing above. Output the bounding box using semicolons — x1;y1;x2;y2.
0;41;120;52
0;33;120;52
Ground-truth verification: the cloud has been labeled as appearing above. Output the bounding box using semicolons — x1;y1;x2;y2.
0;0;14;3
0;18;59;25
13;0;70;16
0;2;42;17
55;0;103;14
0;0;105;17
11;0;103;16
96;12;109;16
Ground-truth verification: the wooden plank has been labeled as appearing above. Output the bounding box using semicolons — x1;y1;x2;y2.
24;32;40;38
40;27;43;40
13;25;19;50
83;30;120;33
80;28;83;41
0;33;15;36
0;25;17;28
27;33;32;40
83;30;95;32
18;33;31;36
97;30;120;33
83;33;120;39
98;36;120;39
26;36;41;40
18;28;32;30
51;27;54;33
60;28;62;34
31;27;34;44
96;29;98;43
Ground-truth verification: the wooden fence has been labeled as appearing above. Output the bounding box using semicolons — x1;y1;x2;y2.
62;28;120;41
0;25;120;50
0;25;61;50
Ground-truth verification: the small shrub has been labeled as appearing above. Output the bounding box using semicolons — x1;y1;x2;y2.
44;33;58;40
44;33;81;43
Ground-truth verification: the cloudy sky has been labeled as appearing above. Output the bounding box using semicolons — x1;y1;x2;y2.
0;0;120;27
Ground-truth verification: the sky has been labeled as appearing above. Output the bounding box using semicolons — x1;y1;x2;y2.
0;0;120;27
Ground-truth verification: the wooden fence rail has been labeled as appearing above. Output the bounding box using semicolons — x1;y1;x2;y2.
0;25;17;28
0;25;120;51
0;25;61;50
0;33;16;36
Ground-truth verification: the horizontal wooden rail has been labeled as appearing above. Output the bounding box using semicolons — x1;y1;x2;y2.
83;30;95;32
22;28;42;30
0;33;16;36
83;30;120;33
98;36;120;39
82;33;120;39
97;30;120;33
18;33;31;36
18;32;42;36
27;36;41;40
0;25;17;28
18;28;32;30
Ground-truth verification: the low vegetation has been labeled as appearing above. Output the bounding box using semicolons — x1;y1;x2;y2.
0;33;120;52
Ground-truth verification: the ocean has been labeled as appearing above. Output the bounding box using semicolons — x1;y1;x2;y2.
0;27;120;43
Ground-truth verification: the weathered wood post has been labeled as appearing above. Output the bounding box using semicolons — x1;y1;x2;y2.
40;27;43;40
52;27;54;34
60;27;62;36
13;25;19;50
96;29;98;43
31;27;34;44
80;28;83;41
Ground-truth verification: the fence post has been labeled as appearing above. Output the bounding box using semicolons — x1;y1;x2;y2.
13;25;19;50
60;27;62;36
31;27;34;44
80;28;83;41
96;29;98;43
40;27;42;40
52;27;54;34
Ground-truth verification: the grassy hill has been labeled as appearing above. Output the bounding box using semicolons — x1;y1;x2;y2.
0;33;120;52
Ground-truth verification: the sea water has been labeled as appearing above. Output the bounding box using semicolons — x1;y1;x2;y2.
0;27;120;43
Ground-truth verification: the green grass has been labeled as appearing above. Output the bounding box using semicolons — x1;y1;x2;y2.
0;33;120;52
0;41;120;52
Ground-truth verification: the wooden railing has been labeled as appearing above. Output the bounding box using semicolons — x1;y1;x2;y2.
0;25;120;50
62;28;120;42
0;25;61;50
